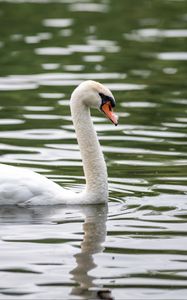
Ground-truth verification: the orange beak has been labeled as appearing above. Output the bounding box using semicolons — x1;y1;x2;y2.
101;101;118;126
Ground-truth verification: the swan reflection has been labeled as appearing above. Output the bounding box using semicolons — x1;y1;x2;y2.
0;204;113;299
70;204;109;299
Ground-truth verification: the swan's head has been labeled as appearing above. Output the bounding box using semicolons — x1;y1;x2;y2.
71;80;118;126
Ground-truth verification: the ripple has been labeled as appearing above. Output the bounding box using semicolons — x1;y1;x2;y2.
43;18;73;27
24;32;52;44
105;83;147;91
0;129;75;140
23;114;63;120
87;38;120;53
156;52;187;61
83;55;105;62
127;193;187;205
162;122;187;128
39;93;65;99
176;117;187;123
36;42;120;56
0;119;24;125
0;82;38;91
24;36;40;44
63;65;84;71
103;146;187;157
125;129;187;138
24;106;54;111
69;44;102;53
41;63;60;70
121;101;157;108
114;160;164;166
131;69;151;78
69;3;109;13
170;99;187;105
163;68;178;75
153;184;187;193
35;47;72;56
125;28;187;41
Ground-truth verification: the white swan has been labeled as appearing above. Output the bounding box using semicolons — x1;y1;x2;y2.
0;80;118;205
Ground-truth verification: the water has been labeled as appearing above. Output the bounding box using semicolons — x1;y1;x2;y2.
0;0;187;299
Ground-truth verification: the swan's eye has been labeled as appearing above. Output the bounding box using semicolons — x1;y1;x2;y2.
99;93;116;110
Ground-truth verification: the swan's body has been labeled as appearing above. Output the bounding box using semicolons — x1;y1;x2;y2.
0;163;80;205
0;81;117;205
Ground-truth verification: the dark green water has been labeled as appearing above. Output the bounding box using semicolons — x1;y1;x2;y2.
0;0;187;299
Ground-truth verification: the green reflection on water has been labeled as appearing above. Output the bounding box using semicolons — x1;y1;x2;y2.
0;1;187;299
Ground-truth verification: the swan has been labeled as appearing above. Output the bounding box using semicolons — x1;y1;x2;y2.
0;80;118;205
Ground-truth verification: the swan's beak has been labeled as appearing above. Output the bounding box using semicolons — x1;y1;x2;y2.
101;101;118;126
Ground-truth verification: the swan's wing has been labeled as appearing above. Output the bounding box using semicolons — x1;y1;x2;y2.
0;164;70;205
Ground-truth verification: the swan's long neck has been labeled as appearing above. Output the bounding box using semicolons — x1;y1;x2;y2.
70;97;108;202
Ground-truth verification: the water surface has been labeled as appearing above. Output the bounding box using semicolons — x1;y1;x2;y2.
0;0;187;299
